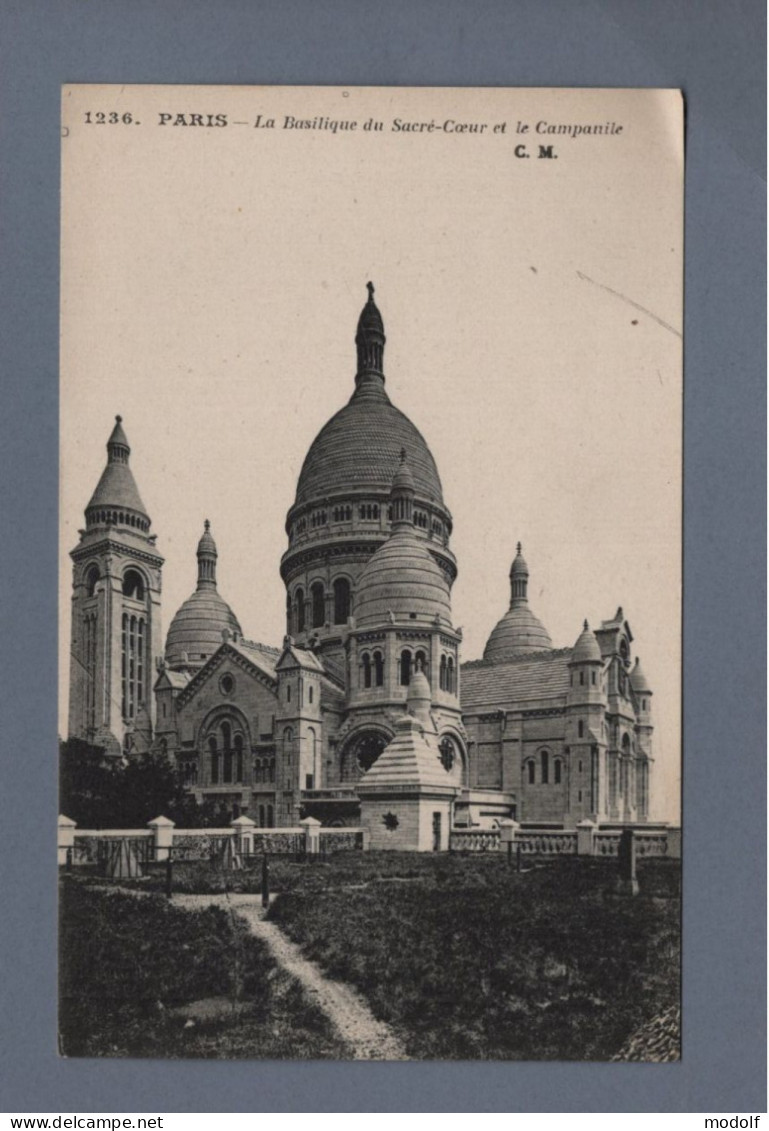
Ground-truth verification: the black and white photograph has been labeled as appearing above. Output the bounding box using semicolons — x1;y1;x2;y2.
58;84;683;1063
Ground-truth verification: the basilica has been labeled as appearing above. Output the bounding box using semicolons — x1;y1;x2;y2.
67;284;654;841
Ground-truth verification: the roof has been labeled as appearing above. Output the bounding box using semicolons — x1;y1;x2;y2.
275;643;326;672
86;461;148;516
461;648;572;710
358;715;458;791
231;638;280;680
294;382;444;506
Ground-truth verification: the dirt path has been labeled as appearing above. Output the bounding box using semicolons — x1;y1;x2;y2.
173;893;407;1061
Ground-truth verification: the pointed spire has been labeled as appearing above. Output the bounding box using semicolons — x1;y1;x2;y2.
355;280;386;386
390;449;415;528
509;542;529;606
196;519;218;589
107;415;130;464
85;416;150;525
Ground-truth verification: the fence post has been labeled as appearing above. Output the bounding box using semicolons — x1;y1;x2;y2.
165;855;173;899
230;814;256;857
576;818;597;856
58;815;77;867
147;815;175;862
261;854;270;909
616;828;639;896
498;819;520;865
299;816;322;859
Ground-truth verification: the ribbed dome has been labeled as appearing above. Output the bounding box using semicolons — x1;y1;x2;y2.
165;590;241;668
483;543;552;661
354;529;452;628
294;381;444;506
483;605;553;661
571;620;602;663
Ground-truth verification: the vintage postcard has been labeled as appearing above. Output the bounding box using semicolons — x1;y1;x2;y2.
59;84;683;1061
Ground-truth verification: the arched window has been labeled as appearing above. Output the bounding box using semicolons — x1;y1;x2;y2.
447;657;455;694
439;655;447;691
311;582;325;628
554;758;562;785
415;650;428;678
333;578;351;625
400;650;412;686
579;671;585;685
526;760;535;785
222;722;232;783
85;566;99;597
234;734;243;782
258;804;265;827
209;736;219;784
540;749;550;784
267;804;274;827
578;720;584;738
373;651;384;687
591;671;596;685
439;736;455;772
362;652;372;689
294;588;305;634
122;569;145;600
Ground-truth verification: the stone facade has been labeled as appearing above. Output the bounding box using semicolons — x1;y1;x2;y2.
67;284;655;835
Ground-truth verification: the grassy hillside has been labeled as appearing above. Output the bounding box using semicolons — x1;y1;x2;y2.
58;878;346;1059
267;853;680;1060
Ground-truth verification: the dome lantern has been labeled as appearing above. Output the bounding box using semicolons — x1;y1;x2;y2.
355;281;386;386
196;519;217;589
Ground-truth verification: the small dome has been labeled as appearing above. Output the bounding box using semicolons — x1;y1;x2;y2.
630;657;651;693
165;521;241;669
165;590;241;669
571;620;602;663
483;605;552;661
354;531;451;629
408;665;431;704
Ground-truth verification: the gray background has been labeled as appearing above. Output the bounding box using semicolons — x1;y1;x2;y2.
1;0;765;1113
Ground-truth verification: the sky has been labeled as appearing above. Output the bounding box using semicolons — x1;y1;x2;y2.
60;85;682;819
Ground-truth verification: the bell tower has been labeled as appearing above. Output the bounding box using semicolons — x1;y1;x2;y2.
67;416;164;756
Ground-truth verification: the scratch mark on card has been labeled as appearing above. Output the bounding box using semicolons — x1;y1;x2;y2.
577;270;681;338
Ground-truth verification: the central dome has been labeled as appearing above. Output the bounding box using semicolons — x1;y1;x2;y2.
294;284;444;507
294;381;444;506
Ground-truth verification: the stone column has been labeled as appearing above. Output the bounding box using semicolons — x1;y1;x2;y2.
147;815;175;861
58;815;77;866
